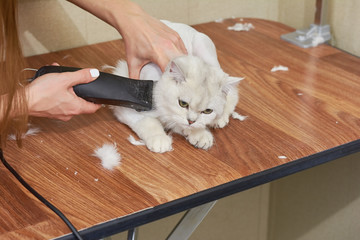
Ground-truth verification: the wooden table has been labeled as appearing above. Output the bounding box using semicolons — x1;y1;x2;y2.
1;18;360;240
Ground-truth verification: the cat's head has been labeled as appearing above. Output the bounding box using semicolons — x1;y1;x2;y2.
154;55;241;131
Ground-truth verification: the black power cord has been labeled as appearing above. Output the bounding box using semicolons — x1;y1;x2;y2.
0;148;84;240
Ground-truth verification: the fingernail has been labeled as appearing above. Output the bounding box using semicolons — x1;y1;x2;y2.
90;68;100;78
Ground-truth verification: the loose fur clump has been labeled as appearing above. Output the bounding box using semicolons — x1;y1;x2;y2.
127;135;145;146
7;124;41;140
232;112;248;121
270;65;289;72
92;143;121;170
111;20;243;153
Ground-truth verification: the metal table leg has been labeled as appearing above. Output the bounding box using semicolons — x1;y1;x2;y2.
127;228;138;240
166;201;217;240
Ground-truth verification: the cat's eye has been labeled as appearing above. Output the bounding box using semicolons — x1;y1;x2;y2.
179;100;189;108
202;109;213;114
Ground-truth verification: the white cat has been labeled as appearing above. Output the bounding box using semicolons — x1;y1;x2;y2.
111;20;243;153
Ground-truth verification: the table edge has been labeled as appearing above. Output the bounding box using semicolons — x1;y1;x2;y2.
55;139;360;240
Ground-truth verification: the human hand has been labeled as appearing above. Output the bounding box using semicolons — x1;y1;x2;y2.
68;0;187;79
117;4;187;79
26;68;101;121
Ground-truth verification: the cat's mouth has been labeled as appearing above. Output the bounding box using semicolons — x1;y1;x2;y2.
183;122;205;130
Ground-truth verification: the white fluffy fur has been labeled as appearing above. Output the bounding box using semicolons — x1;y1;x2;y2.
270;65;289;72
93;143;121;170
232;112;248;121
111;20;243;153
127;135;145;146
8;125;41;140
227;22;254;31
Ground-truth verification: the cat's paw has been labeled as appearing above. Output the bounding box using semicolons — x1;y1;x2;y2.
211;115;230;128
187;129;213;150
146;135;173;153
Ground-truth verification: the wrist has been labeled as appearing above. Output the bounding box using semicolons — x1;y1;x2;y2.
25;84;36;117
68;0;143;32
110;1;146;38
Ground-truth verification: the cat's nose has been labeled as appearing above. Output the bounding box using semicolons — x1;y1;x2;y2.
188;119;195;125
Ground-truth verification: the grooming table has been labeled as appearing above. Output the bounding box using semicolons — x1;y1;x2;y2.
1;18;360;239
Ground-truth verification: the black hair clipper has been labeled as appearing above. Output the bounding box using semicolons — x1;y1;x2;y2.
32;66;153;111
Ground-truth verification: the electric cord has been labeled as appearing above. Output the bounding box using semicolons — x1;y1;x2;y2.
0;148;84;240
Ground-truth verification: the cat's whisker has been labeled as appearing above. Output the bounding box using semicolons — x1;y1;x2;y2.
164;121;176;130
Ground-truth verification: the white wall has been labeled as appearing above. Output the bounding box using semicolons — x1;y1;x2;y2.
268;153;360;240
18;0;280;56
19;0;360;57
328;0;360;56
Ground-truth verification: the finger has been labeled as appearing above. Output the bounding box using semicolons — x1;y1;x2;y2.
61;68;100;87
170;32;187;55
62;98;101;119
178;39;188;55
58;115;73;122
155;43;187;72
156;54;171;72
67;86;102;114
79;100;102;115
128;60;143;79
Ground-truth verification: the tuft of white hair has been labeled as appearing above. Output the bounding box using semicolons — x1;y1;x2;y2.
232;112;248;121
312;35;325;47
227;23;254;31
93;143;121;170
270;65;289;72
127;135;145;146
8;126;41;140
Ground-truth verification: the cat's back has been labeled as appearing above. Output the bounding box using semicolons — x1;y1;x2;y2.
161;20;220;68
161;20;197;40
160;20;195;53
116;20;221;82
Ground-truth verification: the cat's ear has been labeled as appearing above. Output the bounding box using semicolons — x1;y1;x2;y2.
167;60;186;83
222;76;244;94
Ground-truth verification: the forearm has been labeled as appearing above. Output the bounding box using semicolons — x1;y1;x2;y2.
68;0;187;78
67;0;144;35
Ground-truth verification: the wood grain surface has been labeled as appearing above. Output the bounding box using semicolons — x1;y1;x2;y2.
1;18;360;239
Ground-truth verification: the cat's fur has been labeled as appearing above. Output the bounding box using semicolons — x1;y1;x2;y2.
111;20;242;153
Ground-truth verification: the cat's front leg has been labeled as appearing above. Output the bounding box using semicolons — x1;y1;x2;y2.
212;113;231;129
211;89;239;128
133;116;172;153
184;128;214;150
